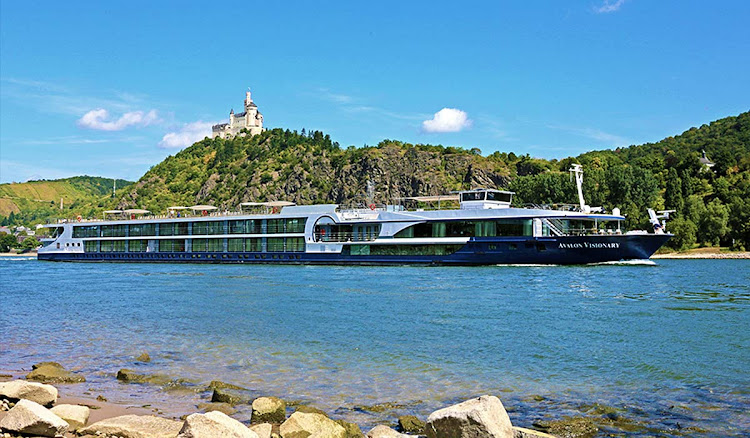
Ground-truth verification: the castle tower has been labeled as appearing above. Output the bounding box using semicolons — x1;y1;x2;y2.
211;89;264;139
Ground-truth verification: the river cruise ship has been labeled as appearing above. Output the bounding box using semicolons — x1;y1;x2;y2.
38;172;671;265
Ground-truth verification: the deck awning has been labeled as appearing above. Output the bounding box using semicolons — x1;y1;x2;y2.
240;201;296;207
103;210;123;214
123;209;150;214
399;195;460;202
189;205;218;211
167;206;189;210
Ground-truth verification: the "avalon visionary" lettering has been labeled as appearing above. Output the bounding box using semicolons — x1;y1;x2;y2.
558;242;620;249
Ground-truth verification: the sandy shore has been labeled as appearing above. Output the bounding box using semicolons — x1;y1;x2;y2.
652;251;750;259
0;252;36;257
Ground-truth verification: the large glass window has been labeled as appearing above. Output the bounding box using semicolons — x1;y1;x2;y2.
227;238;244;252
229;220;245;234
100;240;126;252
285;218;306;233
193;221;224;235
192;238;223;252
246;238;262;252
461;192;485;202
395;220;533;238
159;222;188;236
267;237;285;252
246;219;260;234
159;239;185;252
129;223;155;236
101;225;126;237
84;240;99;252
128;240;148;252
266;219;283;234
346;244;462;256
73;226;98;238
286;237;305;252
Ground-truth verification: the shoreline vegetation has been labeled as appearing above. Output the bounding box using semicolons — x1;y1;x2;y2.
0;363;571;438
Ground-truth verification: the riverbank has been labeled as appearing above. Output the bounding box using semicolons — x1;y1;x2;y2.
1;364;567;438
652;247;750;259
0;252;35;257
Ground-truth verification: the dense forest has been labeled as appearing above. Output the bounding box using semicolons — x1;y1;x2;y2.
0;176;133;226
3;112;749;251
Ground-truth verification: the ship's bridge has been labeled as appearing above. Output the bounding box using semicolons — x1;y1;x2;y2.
458;189;514;210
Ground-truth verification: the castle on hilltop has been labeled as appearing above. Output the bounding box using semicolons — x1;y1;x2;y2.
211;90;264;139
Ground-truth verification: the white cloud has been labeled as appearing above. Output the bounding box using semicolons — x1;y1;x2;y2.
594;0;627;13
547;124;631;147
77;109;159;131
421;108;473;133
158;121;215;149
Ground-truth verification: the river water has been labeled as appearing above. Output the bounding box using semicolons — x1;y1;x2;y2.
1;258;748;436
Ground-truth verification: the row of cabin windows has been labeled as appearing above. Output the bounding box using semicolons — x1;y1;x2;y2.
73;218;306;238
344;244;463;256
82;238;305;253
394;220;533;238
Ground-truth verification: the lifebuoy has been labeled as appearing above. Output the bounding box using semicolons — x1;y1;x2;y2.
369;204;376;211
76;215;82;222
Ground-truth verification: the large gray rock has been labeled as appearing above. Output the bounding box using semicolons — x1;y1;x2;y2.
0;379;58;406
212;387;252;405
252;396;286;424
279;411;347;438
197;402;236;416
178;411;259;438
366;425;410;437
425;395;514;438
50;403;90;430
26;361;85;383
397;415;425;434
79;414;182;438
250;422;273;438
0;399;69;437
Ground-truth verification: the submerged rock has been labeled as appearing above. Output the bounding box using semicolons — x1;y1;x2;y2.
335;419;364;438
513;426;557;438
79;414;182;438
353;401;408;413
26;361;85;384
397;415;425;434
532;416;598;438
211;387;252;405
197;402;236;416
136;352;151;362
425;395;514;438
367;425;410;437
50;403;90;430
294;405;328;416
208;380;247;391
0;399;69;437
252;396;287;424
279;411;347;438
0;379;58;406
117;368;149;383
178;411;259;438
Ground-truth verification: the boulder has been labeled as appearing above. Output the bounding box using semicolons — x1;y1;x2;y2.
136;352;151;362
513;427;557;438
178;411;259;438
397;415;425;434
212;387;252;405
250;422;273;438
335;419;364;438
26;362;85;383
197;402;236;416
0;379;58;406
79;414;182;438
425;395;514;438
279;411;347;438
294;405;327;416
0;399;69;437
366;425;410;437
252;396;286;424
50;403;90;430
208;380;247;391
117;368;148;383
532;416;597;438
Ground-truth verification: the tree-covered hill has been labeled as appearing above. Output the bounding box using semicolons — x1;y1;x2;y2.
118;112;750;250
0;176;133;226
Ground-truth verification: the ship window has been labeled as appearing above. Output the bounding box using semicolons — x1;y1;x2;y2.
246;219;260;234
267;237;285;252
101;225;126;237
158;239;186;252
461;192;485;202
84;241;99;252
192;221;225;235
286;237;305;252
73;226;98;238
285;218;306;233
129;223;155;236
128;240;148;252
192;238;223;252
159;222;188;236
486;192;512;203
266;219;283;234
245;238;262;252
227;238;244;252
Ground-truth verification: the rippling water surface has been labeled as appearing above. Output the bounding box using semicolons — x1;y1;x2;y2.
1;258;748;436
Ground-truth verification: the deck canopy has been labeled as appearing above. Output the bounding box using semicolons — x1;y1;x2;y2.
399;195;460;203
189;205;218;211
103;210;123;214
123;209;150;214
167;206;188;210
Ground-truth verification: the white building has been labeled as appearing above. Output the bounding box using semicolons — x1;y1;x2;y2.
211;90;264;139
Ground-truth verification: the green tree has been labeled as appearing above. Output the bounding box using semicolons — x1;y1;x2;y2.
667;217;697;251
664;168;684;212
0;233;16;252
20;236;40;251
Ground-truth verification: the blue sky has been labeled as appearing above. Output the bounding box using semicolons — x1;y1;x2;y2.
1;0;748;183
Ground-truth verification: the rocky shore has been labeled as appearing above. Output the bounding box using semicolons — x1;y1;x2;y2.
0;362;603;438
